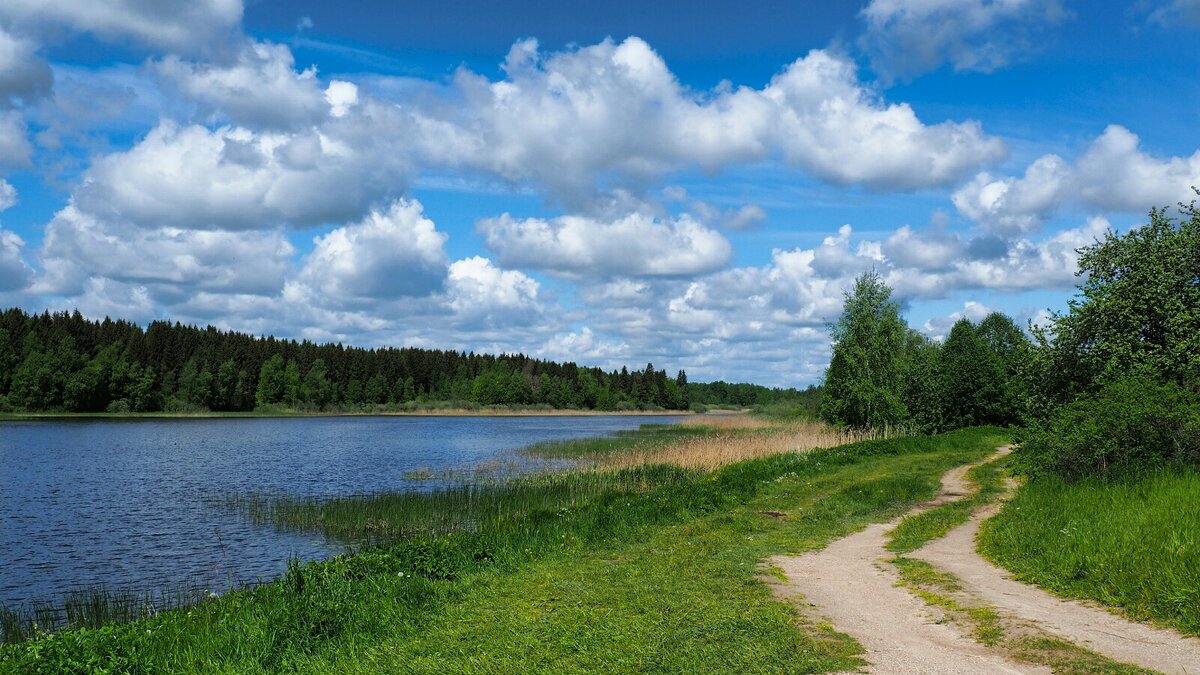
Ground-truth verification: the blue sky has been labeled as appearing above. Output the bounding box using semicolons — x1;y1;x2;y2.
0;0;1198;386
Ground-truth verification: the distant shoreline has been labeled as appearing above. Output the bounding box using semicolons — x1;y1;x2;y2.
0;408;713;421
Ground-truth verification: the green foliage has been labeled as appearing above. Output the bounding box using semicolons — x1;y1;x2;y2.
1035;200;1200;404
821;271;909;428
1016;376;1200;479
819;271;1027;434
979;467;1200;636
938;318;1008;428
0;307;793;414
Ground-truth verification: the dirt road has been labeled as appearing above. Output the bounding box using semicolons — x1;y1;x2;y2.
767;450;1045;674
767;447;1200;674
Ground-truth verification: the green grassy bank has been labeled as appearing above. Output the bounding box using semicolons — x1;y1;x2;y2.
979;468;1200;637
1;427;1008;674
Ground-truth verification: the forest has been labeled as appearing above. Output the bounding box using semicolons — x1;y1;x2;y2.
0;309;803;414
821;200;1200;478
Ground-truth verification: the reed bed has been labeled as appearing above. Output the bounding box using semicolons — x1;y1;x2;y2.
226;464;694;545
0;584;216;644
584;419;905;471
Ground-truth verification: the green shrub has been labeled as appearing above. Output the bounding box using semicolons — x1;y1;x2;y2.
1017;376;1200;479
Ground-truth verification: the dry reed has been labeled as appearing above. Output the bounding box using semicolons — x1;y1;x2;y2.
585;416;904;471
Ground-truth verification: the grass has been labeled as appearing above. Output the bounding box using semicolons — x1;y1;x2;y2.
0;425;1011;673
978;467;1200;636
886;454;1009;554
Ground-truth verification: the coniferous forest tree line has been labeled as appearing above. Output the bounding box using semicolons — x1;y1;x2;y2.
821;200;1200;479
0;308;803;414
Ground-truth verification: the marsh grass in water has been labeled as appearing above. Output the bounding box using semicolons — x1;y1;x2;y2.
0;585;218;645
978;468;1200;636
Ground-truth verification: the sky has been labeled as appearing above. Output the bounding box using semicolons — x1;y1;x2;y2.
0;0;1198;386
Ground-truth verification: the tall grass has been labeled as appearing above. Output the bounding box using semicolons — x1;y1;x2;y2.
528;417;905;471
227;465;696;545
1;585;216;644
979;468;1200;636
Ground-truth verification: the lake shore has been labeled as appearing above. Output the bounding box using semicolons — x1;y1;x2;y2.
0;408;708;421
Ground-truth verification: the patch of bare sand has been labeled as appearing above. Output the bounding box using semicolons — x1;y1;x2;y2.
766;449;1045;674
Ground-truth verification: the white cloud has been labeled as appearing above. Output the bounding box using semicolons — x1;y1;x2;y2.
764;50;1006;187
34;205;294;297
0;110;33;168
883;224;967;270
0;0;243;55
427;38;1003;201
155;41;327;129
954;125;1200;231
0;26;52;106
75;120;408;230
952;154;1071;234
297;199;448;303
920;300;997;341
0;180;15;211
536;327;630;364
479;210;732;278
689;200;767;230
0;227;32;291
446;256;542;326
325;81;358;118
859;0;1069;82
1076;125;1200;211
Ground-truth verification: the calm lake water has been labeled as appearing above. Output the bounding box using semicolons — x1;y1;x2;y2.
0;415;682;609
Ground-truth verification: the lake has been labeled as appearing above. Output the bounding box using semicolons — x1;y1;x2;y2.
0;414;682;609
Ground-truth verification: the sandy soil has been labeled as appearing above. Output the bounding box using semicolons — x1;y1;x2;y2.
914;494;1200;674
767;449;1046;674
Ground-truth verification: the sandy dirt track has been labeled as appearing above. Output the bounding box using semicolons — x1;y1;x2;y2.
767;449;1047;674
767;447;1200;674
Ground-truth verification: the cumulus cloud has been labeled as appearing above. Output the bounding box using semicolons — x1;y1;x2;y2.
156;41;328;129
0;0;243;55
1075;125;1200;211
0;198;32;291
446;256;542;327
0;110;33;168
536;327;630;364
919;300;997;341
479;210;732;278
0;26;52;106
859;0;1069;82
954;125;1200;232
428;38;1003;201
74;120;409;230
297;199;448;303
951;154;1070;234
34;205;294;298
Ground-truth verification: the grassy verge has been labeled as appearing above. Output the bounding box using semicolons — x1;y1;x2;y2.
978;468;1200;636
886;454;1009;554
2;427;1006;673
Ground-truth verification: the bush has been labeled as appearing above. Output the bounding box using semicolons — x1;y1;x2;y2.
1017;376;1200;479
